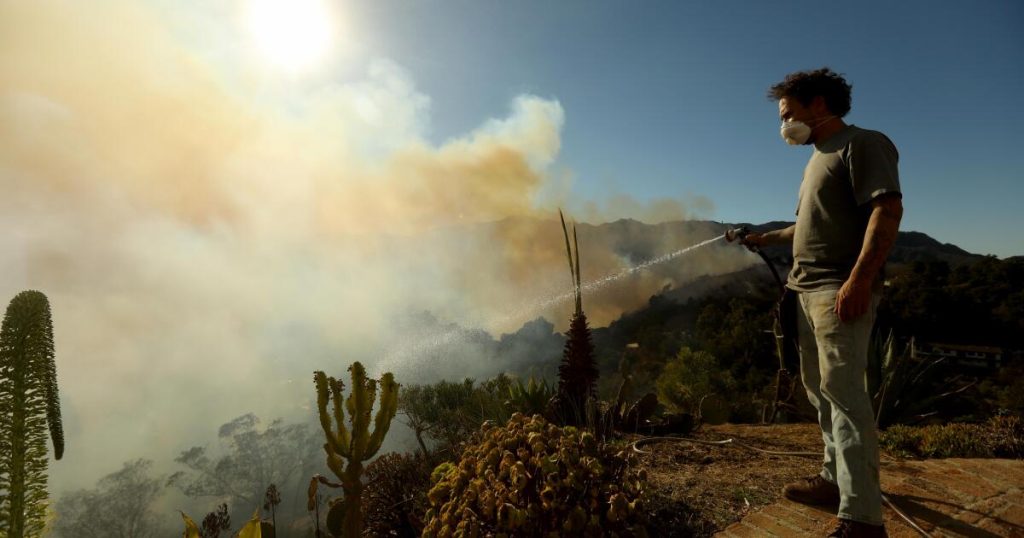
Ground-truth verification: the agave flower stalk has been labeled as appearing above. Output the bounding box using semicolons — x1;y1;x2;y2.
552;210;598;427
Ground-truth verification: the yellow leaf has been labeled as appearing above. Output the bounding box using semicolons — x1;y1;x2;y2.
180;511;201;538
236;508;262;538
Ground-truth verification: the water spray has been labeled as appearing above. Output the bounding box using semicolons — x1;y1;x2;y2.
379;234;728;370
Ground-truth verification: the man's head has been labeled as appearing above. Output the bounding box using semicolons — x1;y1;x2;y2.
769;68;852;145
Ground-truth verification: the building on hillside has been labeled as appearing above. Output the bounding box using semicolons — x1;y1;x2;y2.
913;342;1004;371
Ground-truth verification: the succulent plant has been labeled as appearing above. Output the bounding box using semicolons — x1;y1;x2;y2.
313;362;400;537
0;290;65;538
506;377;556;417
421;413;648;537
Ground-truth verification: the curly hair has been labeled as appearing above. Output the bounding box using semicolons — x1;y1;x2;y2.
768;67;853;117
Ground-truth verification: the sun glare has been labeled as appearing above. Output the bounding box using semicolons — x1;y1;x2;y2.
245;0;334;73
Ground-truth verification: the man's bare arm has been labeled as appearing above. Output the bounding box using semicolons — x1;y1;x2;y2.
849;194;903;284
740;224;795;248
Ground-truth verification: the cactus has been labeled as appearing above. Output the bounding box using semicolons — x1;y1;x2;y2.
313;362;399;537
0;290;64;538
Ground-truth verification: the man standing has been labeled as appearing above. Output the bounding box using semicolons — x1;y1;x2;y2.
736;68;902;537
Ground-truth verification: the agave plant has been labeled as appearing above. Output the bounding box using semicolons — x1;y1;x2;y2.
505;376;555;416
872;330;975;428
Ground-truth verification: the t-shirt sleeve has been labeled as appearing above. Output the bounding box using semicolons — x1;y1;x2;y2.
848;131;901;206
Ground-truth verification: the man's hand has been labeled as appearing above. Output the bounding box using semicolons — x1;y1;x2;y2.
725;225;795;248
838;193;902;322
739;232;767;249
835;275;872;322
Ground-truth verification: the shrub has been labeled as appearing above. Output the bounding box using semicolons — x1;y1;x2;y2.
655;347;734;416
880;415;1024;459
985;413;1024;458
917;423;992;458
362;451;445;536
878;425;922;459
421;413;648;537
398;376;513;457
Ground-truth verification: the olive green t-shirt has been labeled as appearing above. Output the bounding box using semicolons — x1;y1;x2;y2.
787;124;902;292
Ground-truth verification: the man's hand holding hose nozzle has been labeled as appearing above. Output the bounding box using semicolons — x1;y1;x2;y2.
724;226;763;251
725;225;796;251
725;225;796;296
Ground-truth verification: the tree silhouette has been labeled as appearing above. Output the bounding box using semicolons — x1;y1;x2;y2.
53;459;164;538
0;290;65;538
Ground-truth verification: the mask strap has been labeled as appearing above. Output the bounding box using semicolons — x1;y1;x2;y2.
808;115;836;128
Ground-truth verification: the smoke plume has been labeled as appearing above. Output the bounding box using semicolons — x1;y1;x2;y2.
0;1;757;500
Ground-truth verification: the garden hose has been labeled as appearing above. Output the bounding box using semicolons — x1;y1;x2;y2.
630;435;932;537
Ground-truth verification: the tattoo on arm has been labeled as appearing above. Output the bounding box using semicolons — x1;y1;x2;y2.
851;195;903;283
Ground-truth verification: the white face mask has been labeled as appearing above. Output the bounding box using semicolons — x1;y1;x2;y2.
780;116;835;145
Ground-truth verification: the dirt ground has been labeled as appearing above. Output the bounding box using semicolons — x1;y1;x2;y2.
625;422;825;537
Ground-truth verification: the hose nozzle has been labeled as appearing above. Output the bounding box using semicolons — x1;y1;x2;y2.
724;226;751;243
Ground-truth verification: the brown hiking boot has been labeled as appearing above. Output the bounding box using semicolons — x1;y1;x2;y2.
827;518;888;537
782;474;840;505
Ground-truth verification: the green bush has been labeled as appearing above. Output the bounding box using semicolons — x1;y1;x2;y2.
878;424;922;458
422;413;648;537
985;413;1024;458
880;415;1024;459
654;347;734;415
918;423;993;458
398;376;512;456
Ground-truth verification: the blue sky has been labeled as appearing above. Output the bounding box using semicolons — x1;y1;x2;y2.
337;0;1024;257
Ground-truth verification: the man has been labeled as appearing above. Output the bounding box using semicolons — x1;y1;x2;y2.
734;68;903;537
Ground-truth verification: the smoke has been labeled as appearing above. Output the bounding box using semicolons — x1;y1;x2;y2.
0;0;758;501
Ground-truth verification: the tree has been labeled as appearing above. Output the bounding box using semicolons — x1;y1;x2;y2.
200;503;230;538
168;414;323;525
397;375;516;458
52;459;163;538
0;290;65;538
263;483;280;532
397;379;473;456
694;297;775;387
656;347;734;415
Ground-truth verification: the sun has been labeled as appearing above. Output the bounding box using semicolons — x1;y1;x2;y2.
245;0;334;73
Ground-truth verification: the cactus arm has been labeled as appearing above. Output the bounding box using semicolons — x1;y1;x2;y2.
314;371;346;458
357;378;378;457
366;373;399;455
314;372;333;437
330;378;352;459
346;363;370;457
324;445;346;481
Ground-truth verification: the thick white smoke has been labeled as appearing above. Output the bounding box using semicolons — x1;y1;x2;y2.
0;1;757;502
